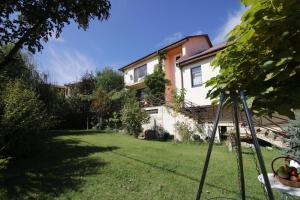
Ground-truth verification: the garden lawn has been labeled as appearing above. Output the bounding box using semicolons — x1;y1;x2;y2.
0;130;281;200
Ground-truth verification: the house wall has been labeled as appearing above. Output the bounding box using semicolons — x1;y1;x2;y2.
182;37;211;59
142;106;220;142
165;47;182;101
123;57;158;87
164;37;211;100
181;57;219;105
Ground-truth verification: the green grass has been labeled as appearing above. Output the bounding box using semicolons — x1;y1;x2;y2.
0;130;281;200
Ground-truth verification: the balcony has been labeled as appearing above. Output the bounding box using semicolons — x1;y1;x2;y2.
126;75;146;89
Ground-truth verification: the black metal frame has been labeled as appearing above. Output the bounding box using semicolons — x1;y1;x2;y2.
195;91;274;200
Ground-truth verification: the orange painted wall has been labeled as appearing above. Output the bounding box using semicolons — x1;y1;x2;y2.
164;46;182;102
163;36;211;102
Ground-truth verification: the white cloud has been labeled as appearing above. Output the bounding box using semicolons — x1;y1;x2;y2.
160;32;184;46
38;47;97;85
213;6;248;44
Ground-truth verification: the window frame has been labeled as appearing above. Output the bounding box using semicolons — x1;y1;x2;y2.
134;64;147;82
191;66;202;87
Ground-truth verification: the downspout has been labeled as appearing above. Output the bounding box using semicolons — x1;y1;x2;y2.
179;64;184;90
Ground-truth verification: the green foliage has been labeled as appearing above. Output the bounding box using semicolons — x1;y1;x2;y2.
74;73;95;95
121;97;149;137
0;0;111;67
284;111;300;161
92;88;109;114
90;67;125;129
0;47;31;82
91;87;109;129
0;80;51;157
207;0;300;118
108;112;121;130
174;121;193;141
60;95;88;129
95;67;124;92
144;51;169;105
172;89;186;112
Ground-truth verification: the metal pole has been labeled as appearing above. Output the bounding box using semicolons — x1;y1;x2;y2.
195;92;225;200
231;91;245;200
240;91;274;200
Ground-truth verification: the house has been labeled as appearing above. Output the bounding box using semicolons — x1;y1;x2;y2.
119;34;289;146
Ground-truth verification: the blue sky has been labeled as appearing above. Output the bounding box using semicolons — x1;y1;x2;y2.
35;0;246;85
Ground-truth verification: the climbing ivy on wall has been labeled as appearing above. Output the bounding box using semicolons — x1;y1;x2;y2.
144;51;169;105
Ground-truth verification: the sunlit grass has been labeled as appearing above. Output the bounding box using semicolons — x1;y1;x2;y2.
0;130;281;199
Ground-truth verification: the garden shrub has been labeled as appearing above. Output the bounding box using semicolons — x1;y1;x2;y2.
155;125;172;141
0;80;51;157
144;129;157;140
121;98;149;137
174;121;193;141
284;111;300;161
192;134;204;143
144;125;171;141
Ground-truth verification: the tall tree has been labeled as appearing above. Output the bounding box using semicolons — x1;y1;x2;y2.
74;73;95;129
93;67;124;128
95;67;124;92
206;0;300;118
91;87;109;129
0;0;111;67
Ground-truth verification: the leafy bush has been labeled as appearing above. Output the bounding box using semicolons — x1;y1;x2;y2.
144;129;157;140
144;126;172;141
144;51;169;106
0;80;51;157
284;111;300;161
207;0;300;119
121;97;149;137
172;89;186;112
174;121;193;141
192;134;204;143
156;125;172;141
108;112;121;130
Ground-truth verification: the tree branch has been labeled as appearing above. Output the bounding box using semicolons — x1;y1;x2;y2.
0;20;44;69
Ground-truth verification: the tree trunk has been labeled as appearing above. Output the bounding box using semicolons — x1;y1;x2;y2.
97;113;103;130
86;116;89;130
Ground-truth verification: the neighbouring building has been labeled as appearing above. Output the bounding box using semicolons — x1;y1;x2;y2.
119;34;289;147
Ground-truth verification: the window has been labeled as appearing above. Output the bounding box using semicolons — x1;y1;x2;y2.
134;64;147;82
191;66;202;87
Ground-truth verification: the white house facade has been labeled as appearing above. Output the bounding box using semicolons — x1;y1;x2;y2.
119;34;289;147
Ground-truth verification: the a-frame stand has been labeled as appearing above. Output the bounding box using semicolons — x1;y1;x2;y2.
195;91;274;200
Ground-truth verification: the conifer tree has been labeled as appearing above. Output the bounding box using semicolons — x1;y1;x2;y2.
284;112;300;161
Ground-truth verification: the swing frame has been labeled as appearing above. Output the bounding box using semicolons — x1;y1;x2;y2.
195;91;274;200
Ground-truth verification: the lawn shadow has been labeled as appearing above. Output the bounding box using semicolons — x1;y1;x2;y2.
111;151;262;200
48;129;115;136
0;137;119;199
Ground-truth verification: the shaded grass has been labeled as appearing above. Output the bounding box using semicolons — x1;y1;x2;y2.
0;130;281;199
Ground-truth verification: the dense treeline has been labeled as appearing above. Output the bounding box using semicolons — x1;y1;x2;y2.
0;47;54;157
0;48;149;158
